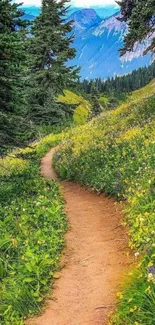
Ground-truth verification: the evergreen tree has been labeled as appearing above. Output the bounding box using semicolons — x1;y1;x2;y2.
0;0;29;153
29;0;78;125
117;0;155;55
90;87;102;117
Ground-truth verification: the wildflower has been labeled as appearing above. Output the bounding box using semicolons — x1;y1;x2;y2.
135;252;140;258
11;238;18;248
148;266;155;274
116;291;123;299
148;273;154;281
130;306;137;313
145;286;151;294
148;261;153;267
114;181;120;191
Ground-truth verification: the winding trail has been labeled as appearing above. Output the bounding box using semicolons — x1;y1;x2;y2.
28;148;132;325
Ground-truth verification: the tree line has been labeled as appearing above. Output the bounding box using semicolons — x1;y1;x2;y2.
80;62;155;95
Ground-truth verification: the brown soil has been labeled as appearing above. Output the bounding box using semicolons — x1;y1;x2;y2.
27;148;132;325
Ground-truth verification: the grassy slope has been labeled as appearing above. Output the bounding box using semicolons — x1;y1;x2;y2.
54;81;155;325
58;90;91;124
128;79;155;102
1;81;155;324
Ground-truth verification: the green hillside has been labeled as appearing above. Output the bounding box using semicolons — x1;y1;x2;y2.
54;81;155;324
0;81;155;324
58;90;91;124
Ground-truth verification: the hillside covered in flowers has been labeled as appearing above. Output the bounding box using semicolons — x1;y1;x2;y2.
54;80;155;324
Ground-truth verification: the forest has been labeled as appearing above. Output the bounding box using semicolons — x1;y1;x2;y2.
0;0;155;325
81;61;155;94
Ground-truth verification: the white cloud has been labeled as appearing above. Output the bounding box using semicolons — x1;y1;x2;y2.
72;0;117;6
22;0;41;5
22;0;118;7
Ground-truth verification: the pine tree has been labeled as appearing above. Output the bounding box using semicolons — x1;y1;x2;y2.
29;0;78;125
117;0;155;55
90;87;102;117
0;0;29;153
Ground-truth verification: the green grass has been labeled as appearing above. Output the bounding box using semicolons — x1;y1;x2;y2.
99;95;109;106
58;90;91;124
0;138;68;324
54;80;155;325
128;79;155;102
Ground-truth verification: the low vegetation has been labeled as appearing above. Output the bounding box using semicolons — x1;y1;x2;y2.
0;139;67;324
53;81;155;325
58;90;91;124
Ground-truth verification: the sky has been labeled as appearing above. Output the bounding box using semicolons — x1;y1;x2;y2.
22;0;118;7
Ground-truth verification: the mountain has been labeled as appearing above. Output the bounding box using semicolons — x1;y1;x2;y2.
22;5;119;19
21;6;151;80
22;6;41;16
68;10;151;80
22;14;35;21
68;9;102;34
68;5;119;18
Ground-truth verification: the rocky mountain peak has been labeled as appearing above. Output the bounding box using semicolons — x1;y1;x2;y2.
69;9;101;32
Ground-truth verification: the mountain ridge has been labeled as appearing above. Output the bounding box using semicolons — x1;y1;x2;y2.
68;9;102;34
22;4;119;19
68;9;151;79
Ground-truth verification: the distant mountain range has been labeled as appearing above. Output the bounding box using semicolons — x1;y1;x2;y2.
22;5;151;80
22;4;119;19
67;9;151;79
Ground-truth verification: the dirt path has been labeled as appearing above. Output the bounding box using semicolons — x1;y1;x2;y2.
27;148;132;325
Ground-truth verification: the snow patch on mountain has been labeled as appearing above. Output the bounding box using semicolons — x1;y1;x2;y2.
93;14;126;37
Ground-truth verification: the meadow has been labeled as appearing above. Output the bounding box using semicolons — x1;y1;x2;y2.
0;81;155;324
54;81;155;324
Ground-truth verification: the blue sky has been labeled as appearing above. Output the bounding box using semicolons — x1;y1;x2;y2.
22;0;118;7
